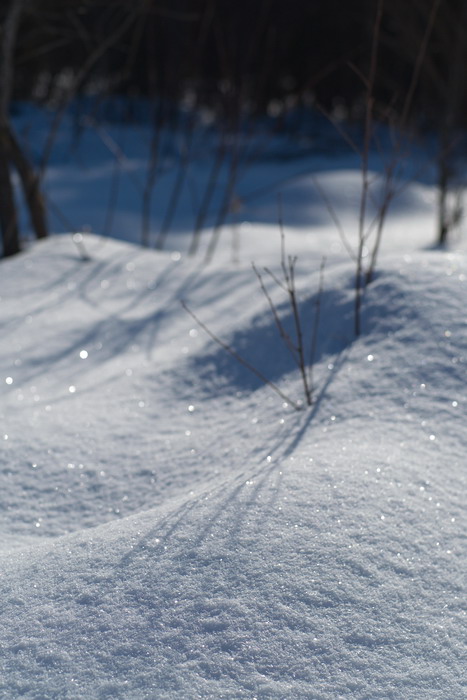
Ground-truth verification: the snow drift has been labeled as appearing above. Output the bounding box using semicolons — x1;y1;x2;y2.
0;234;465;699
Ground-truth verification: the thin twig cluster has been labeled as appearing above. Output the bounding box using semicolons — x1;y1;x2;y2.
183;215;325;410
252;205;325;407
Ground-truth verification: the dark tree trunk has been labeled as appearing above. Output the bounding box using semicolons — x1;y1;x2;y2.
7;126;47;239
0;0;49;258
0;135;20;257
436;1;467;245
0;0;23;256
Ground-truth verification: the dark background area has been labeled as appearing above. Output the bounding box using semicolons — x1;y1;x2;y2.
1;0;467;257
5;0;467;132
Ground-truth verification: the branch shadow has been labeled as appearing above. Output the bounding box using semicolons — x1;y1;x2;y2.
1;244;206;396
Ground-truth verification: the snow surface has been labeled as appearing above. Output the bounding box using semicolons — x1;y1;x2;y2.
1;113;466;699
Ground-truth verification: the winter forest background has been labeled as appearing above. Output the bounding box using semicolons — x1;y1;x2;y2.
2;0;467;257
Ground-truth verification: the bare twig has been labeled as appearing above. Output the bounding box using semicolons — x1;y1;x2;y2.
204;134;242;263
183;204;325;409
399;0;441;130
311;175;357;261
263;265;288;292
308;257;326;392
277;194;291;287
252;263;298;362
189;134;227;256
315;102;361;157
288;255;312;405
354;0;383;337
155;115;197;249
142;98;166;248
181;301;303;410
363;0;441;279
252;216;324;407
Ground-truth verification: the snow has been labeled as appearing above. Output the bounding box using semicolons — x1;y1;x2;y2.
0;112;466;698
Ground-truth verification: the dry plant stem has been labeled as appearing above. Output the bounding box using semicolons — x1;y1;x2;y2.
103;152;122;238
252;207;317;407
361;2;439;278
364;171;394;286
316;103;360;157
251;263;298;363
278;198;290;287
313;0;440;335
45;193;89;259
308;257;326;393
205;111;260;262
364;0;440;271
181;301;302;410
354;0;383;337
288;257;312;405
311;176;356;261
205;133;241;263
189;135;227;256
277;196;312;402
71;234;90;262
399;0;442;131
142;100;166;247
156;116;196;250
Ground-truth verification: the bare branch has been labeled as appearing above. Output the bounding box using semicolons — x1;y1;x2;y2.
308;257;326;391
181;301;303;410
311;175;357;261
252;263;299;364
0;0;26;121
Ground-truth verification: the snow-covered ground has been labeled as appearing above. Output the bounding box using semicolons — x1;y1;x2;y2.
0;112;466;698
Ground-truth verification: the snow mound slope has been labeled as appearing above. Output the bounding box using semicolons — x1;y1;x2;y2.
0;236;465;699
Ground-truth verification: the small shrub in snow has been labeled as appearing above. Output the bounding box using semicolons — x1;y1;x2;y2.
183;221;325;410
